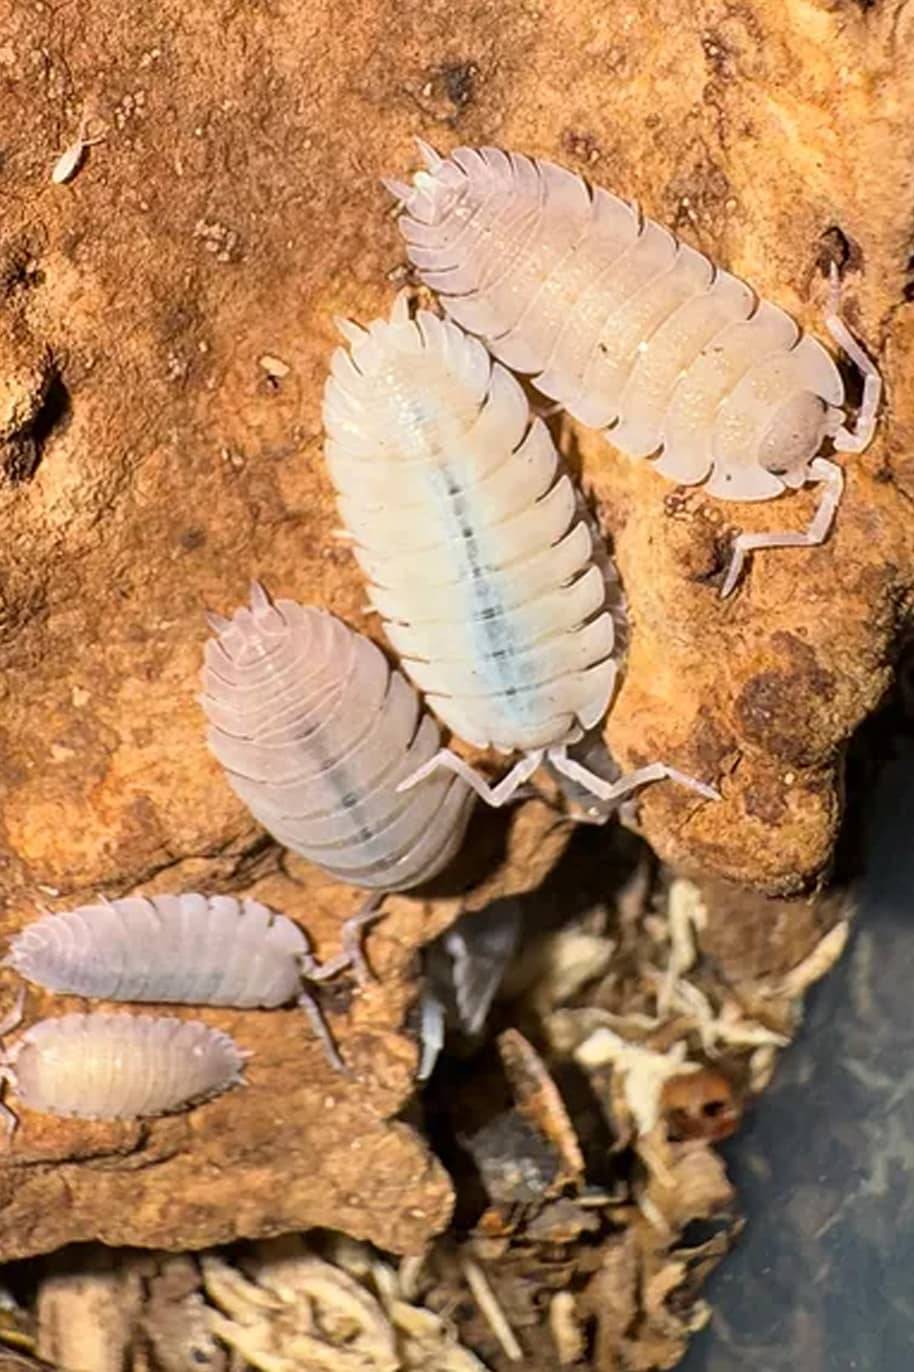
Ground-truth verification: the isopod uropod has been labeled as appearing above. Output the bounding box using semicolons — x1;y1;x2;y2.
201;586;475;887
323;293;718;809
5;892;352;1071
0;1006;244;1136
387;143;881;596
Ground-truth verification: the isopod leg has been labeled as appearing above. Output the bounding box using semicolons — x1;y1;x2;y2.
397;748;545;808
825;264;882;454
720;457;844;598
548;747;720;811
302;950;349;981
77;112;107;148
303;895;385;986
416;988;446;1082
296;988;348;1075
341;895;385;985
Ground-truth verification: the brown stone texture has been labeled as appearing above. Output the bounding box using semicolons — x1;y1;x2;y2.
0;0;909;1257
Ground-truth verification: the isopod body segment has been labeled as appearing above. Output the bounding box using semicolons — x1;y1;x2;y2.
323;295;718;810
0;1012;244;1127
5;894;310;1009
201;587;475;890
389;144;881;595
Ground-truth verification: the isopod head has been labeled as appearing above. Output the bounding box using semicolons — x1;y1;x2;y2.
757;393;839;488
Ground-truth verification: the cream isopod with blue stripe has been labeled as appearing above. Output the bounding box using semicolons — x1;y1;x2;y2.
323;294;718;810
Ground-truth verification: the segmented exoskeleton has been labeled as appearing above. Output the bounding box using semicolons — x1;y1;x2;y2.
386;143;881;596
0;1007;244;1135
322;294;718;809
202;586;475;887
7;894;311;1007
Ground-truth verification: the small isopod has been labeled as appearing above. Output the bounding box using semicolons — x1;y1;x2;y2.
0;1004;244;1136
51;113;106;185
201;585;475;889
387;143;882;595
323;293;718;809
6;893;317;1007
5;892;351;1070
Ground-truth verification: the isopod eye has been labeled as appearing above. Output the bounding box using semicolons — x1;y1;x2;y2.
757;391;830;487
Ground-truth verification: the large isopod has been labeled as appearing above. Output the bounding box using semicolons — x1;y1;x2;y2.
386;143;881;596
0;1009;244;1133
323;293;718;809
201;586;475;889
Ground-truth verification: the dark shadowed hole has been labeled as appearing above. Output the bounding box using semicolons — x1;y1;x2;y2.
817;224;853;274
4;369;71;484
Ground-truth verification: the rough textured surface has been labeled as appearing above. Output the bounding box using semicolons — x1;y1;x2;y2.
0;865;451;1262
0;0;910;1258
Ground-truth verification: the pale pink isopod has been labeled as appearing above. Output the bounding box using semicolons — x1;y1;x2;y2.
201;587;475;890
323;294;719;811
0;1011;244;1131
5;894;310;1008
388;144;881;596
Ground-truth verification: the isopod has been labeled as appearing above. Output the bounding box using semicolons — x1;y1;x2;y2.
201;585;475;889
0;1003;244;1136
386;143;881;596
322;293;718;809
5;892;352;1071
6;894;311;1008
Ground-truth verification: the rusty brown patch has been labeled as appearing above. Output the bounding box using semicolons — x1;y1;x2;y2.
743;777;788;825
735;634;837;766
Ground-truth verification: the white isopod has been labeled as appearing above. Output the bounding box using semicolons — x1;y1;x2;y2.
5;892;352;1070
0;1005;244;1136
386;143;881;596
6;894;310;1008
201;585;475;890
323;293;718;809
